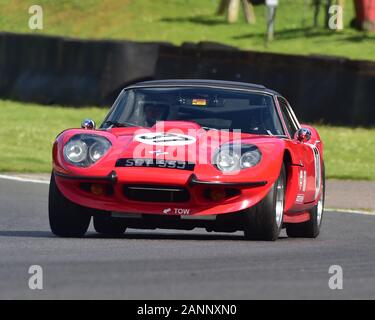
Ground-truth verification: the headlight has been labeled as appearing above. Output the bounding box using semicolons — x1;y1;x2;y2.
89;141;109;162
240;147;262;168
216;149;240;172
65;140;88;163
213;144;261;173
64;134;111;167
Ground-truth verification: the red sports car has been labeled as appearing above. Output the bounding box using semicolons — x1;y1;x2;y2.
49;80;325;241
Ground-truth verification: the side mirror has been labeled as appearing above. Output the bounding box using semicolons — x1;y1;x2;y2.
81;119;96;130
296;127;311;143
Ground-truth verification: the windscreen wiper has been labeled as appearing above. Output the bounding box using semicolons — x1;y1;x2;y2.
201;126;219;131
103;120;138;128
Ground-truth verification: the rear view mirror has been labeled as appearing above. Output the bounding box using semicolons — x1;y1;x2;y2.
296;128;311;143
81;119;96;130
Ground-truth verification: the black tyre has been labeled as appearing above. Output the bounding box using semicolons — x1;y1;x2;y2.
49;173;91;237
286;164;325;238
93;215;127;236
243;164;286;241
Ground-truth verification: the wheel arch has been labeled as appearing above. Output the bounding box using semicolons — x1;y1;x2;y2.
282;147;300;213
283;148;293;189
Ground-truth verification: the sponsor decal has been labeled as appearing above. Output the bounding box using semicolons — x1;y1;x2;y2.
174;208;191;215
163;208;191;215
296;194;305;204
299;170;304;191
192;98;207;106
299;169;307;192
303;170;307;192
134;132;196;146
149;149;169;156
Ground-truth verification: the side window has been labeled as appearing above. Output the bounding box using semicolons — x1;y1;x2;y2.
278;97;299;138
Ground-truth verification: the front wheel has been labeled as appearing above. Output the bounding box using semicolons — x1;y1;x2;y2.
243;164;286;241
93;215;127;236
49;173;91;237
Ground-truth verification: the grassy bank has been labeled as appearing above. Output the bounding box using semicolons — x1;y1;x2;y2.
0;0;374;61
0;100;107;172
0;100;374;179
315;125;375;180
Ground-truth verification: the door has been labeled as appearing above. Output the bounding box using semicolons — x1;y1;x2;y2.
277;97;318;204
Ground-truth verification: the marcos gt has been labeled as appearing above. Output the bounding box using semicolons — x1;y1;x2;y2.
49;79;325;241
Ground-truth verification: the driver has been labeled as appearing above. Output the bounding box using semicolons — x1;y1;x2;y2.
144;103;168;126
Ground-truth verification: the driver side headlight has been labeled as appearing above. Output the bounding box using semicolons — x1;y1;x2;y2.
213;144;261;173
64;134;111;167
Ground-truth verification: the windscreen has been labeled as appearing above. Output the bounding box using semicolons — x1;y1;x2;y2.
102;87;285;135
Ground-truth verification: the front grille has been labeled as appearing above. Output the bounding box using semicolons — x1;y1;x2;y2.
123;185;190;203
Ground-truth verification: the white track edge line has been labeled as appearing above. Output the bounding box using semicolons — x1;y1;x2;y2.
0;175;374;215
326;208;375;216
0;174;49;185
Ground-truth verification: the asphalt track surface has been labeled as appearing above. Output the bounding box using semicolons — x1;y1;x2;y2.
0;177;374;300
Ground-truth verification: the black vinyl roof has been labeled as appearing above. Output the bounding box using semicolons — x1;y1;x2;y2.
127;79;280;95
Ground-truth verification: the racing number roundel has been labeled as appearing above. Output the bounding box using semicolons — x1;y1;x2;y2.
134;132;196;146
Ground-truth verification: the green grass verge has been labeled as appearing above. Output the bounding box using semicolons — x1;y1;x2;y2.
0;100;107;173
315;125;375;180
0;0;374;61
1;100;374;179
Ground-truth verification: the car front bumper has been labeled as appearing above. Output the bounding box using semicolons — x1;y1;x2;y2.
54;168;272;217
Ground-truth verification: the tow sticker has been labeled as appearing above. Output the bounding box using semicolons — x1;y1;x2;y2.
163;208;190;215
